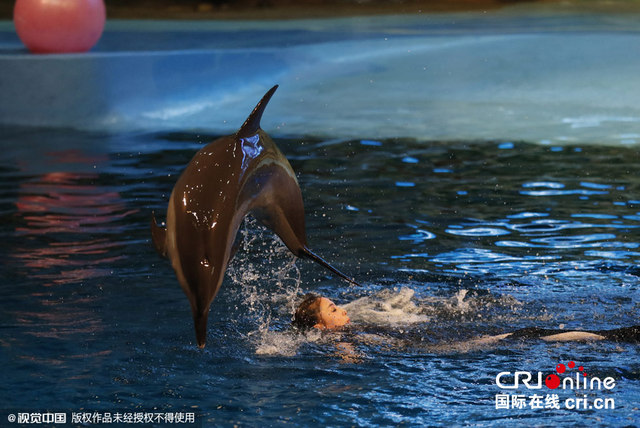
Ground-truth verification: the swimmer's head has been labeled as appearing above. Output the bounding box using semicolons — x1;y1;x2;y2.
293;294;350;330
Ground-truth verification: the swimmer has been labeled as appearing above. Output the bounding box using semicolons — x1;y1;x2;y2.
293;293;350;330
293;294;640;344
292;293;362;363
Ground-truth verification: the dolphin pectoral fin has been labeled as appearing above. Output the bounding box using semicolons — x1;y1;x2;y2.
300;246;361;287
151;211;167;258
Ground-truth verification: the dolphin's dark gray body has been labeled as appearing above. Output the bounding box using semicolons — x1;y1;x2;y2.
152;85;359;348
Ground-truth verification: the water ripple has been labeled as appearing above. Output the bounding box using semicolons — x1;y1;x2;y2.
497;233;639;249
571;213;618;219
584;250;640;259
522;181;565;189
506;212;549;219
580;181;612;190
431;248;521;264
398;228;436;244
520;189;609;196
445;227;510;237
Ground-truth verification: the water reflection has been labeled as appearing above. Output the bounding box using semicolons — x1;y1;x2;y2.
14;172;129;284
14;171;131;287
5;143;135;348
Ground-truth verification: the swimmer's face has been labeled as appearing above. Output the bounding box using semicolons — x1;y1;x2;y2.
314;297;350;330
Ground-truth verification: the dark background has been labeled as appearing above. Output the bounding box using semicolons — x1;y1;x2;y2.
1;0;542;20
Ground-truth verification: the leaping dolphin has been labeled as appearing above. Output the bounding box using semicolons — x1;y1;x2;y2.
151;85;360;348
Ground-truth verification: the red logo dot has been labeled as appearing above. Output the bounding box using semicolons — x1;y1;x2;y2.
556;363;566;374
545;374;561;389
578;366;584;371
568;361;575;369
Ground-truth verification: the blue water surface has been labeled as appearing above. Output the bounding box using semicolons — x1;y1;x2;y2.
0;127;638;426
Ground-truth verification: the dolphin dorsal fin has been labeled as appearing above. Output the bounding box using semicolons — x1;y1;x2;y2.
237;85;279;139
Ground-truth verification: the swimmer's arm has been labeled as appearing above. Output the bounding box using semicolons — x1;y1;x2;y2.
479;330;605;343
333;341;364;363
446;326;639;352
539;331;605;341
466;333;511;346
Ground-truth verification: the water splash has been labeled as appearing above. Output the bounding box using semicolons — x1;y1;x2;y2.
343;287;429;325
342;287;525;327
226;217;305;355
253;330;305;357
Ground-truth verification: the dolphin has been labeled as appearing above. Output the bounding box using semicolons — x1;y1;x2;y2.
151;85;360;348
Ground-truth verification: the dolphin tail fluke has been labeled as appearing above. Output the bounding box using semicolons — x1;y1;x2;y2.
237;85;279;139
151;211;167;258
301;246;361;287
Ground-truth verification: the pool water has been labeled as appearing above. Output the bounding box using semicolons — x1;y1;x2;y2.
1;126;639;426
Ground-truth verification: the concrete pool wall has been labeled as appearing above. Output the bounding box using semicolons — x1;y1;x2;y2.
1;7;639;144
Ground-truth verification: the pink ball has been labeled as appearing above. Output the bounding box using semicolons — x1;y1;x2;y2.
14;0;106;54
